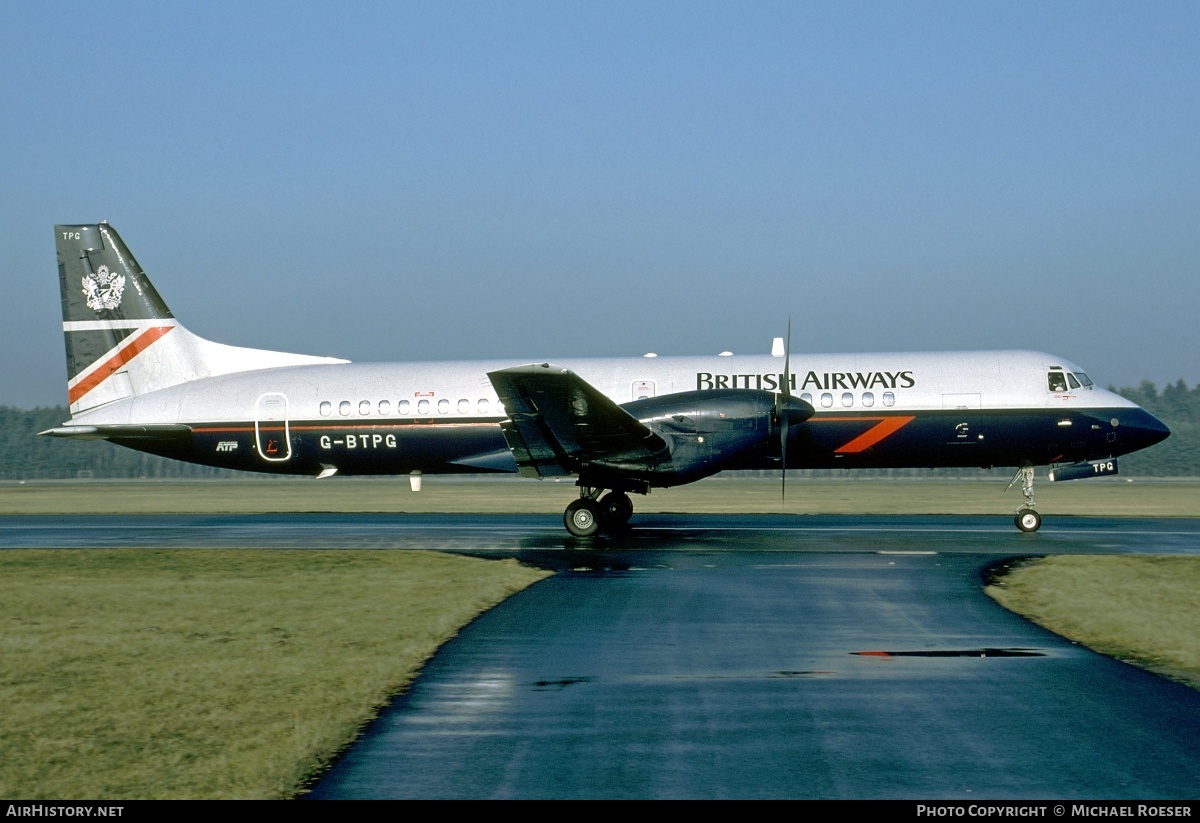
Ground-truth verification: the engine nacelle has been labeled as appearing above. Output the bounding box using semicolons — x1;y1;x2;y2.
598;389;813;486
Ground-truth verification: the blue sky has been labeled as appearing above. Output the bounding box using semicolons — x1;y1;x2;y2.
3;1;1197;408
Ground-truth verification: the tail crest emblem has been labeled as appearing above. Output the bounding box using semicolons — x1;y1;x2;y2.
82;265;126;311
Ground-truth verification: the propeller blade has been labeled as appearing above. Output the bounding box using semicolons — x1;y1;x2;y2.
781;318;791;503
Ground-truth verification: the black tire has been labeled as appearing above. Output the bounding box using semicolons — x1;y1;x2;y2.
564;499;602;537
599;491;634;526
1014;508;1042;533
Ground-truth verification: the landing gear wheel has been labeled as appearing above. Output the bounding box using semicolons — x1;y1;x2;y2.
599;491;634;527
564;499;602;537
1015;508;1042;533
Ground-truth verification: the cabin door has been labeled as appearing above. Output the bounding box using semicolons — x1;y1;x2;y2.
255;392;292;462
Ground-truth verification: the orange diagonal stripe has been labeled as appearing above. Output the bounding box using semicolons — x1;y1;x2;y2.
68;325;175;404
833;416;916;454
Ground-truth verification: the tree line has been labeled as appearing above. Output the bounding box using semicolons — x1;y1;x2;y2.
1;381;1196;480
0;406;240;481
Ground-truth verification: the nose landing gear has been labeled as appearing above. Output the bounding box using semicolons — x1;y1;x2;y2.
1007;465;1042;532
1015;507;1042;533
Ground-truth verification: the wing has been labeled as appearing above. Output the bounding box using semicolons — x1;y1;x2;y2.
487;364;668;478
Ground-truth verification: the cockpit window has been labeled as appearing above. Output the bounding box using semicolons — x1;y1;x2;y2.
1075;372;1093;388
1048;372;1067;393
1066;373;1081;390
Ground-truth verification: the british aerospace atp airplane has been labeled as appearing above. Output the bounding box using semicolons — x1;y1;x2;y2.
42;223;1170;536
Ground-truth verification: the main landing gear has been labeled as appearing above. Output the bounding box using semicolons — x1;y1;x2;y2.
564;486;636;537
1006;465;1042;533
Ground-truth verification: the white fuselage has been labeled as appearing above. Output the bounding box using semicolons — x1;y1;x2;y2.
71;348;1136;429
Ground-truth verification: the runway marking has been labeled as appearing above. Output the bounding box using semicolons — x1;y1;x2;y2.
853;648;1045;658
635;525;1010;534
639;526;1200;537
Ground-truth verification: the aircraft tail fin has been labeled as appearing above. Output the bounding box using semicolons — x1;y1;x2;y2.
55;223;347;414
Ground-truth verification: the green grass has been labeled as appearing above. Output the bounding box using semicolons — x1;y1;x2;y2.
0;550;549;799
986;555;1200;691
4;475;1200;517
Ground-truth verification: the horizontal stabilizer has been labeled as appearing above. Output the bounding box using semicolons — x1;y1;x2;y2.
39;424;193;441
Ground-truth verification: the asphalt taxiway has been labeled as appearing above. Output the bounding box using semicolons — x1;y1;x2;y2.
4;514;1199;799
4;512;1200;556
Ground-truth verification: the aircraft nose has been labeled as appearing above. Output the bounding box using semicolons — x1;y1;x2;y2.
1116;408;1171;452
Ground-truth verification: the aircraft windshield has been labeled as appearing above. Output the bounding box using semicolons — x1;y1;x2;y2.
1048;370;1094;392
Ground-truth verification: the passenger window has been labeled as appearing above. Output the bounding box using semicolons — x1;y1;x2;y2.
398;399;410;415
800;392;812;405
820;393;833;408
862;392;874;407
319;401;332;417
478;398;490;414
358;400;371;415
339;401;351;416
437;399;450;414
417;399;430;415
841;392;854;407
458;398;469;414
883;392;895;407
378;400;391;415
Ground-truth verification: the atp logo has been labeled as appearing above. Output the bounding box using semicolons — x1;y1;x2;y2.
82;265;126;311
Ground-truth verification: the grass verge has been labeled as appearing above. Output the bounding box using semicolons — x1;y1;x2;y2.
0;549;550;799
986;555;1200;690
3;476;1200;517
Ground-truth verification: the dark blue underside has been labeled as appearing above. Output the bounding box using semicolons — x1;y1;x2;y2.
110;406;1169;479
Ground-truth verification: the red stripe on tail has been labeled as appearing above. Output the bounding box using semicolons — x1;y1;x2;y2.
67;325;175;405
